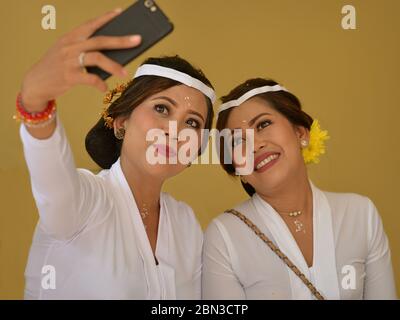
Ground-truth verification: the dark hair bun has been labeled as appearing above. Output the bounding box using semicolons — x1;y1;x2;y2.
85;118;122;169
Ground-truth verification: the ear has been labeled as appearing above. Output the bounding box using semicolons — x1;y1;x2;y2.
113;116;128;131
294;125;310;143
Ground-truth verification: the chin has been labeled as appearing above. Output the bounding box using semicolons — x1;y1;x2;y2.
145;163;184;179
254;167;289;192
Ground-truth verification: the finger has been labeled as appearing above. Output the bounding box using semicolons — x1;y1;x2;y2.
78;34;142;52
71;8;123;39
74;73;108;92
83;52;128;78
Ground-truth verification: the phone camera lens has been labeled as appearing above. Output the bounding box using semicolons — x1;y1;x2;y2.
144;0;154;8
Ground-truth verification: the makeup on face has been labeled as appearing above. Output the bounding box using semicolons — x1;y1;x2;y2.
141;87;208;168
151;95;205;130
153;143;177;158
228;102;284;176
253;151;281;173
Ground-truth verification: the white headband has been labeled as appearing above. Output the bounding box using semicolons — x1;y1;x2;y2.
217;84;289;115
134;64;216;103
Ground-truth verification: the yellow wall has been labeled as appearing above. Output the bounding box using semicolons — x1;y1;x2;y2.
1;0;398;299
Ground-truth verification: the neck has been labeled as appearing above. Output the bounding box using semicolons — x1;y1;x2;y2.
120;154;164;215
257;169;313;216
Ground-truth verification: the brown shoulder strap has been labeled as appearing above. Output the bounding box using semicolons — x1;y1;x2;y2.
226;208;325;300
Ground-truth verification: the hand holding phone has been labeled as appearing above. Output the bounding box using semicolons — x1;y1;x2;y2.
86;0;174;80
20;1;174;113
21;9;143;114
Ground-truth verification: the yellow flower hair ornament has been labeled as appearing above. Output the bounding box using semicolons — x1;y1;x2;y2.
101;81;132;129
302;119;330;164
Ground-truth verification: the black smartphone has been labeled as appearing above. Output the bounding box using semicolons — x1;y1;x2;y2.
86;0;174;80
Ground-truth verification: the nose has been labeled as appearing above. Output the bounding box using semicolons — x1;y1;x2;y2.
253;134;266;154
159;119;178;141
165;131;178;141
166;118;191;141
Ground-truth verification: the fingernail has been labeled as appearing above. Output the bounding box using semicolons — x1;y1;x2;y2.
114;8;122;13
129;35;141;43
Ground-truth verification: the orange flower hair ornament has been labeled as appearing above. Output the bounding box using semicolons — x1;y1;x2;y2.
101;81;131;129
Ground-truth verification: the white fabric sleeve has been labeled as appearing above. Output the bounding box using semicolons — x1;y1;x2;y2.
202;219;246;299
193;221;203;300
178;202;203;300
363;198;397;299
19;114;109;241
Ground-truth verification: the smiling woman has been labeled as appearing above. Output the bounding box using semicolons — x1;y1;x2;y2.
17;9;215;299
202;77;397;300
216;78;313;196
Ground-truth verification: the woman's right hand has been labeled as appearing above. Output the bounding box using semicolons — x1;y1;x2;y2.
20;8;142;112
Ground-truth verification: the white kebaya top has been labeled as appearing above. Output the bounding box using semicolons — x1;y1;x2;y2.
20;115;203;299
202;182;397;300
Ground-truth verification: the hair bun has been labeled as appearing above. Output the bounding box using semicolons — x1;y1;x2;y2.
85;118;121;169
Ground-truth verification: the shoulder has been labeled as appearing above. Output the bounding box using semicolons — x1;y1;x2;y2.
79;166;114;181
161;192;203;237
72;167;115;212
205;198;254;240
321;189;381;231
76;167;119;191
76;167;110;190
323;189;377;215
323;189;371;207
162;192;198;220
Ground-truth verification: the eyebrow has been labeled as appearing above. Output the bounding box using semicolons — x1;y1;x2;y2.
188;109;205;123
233;112;273;129
151;96;205;123
151;96;177;106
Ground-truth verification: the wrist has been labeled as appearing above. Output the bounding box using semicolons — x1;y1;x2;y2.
20;90;49;113
14;92;57;128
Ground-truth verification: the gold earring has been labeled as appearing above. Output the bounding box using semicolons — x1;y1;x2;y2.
240;176;247;184
115;128;125;140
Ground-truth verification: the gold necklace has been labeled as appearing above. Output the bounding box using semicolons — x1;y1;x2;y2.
139;203;149;229
139;203;149;220
279;210;306;234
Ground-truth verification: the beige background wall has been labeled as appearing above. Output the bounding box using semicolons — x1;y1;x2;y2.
0;0;398;299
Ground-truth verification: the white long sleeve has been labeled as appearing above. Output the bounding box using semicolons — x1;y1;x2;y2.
363;198;397;299
19;115;110;241
202;220;246;299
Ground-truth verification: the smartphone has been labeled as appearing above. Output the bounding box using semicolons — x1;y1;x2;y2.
86;0;174;80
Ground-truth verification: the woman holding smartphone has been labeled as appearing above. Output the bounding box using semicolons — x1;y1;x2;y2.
18;9;215;299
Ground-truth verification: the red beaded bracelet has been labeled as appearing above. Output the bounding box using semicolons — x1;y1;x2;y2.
14;93;57;127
